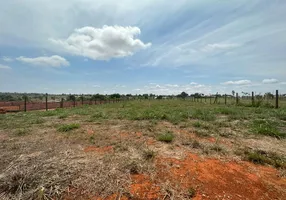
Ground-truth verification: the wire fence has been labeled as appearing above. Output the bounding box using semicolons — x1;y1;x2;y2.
0;98;122;113
0;90;285;113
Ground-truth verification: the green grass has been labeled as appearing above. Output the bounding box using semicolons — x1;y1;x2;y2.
57;123;80;132
157;132;175;143
251;119;285;139
244;150;286;169
193;121;202;128
14;128;30;136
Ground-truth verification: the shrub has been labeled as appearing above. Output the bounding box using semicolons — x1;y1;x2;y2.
157;132;175;143
57;123;80;132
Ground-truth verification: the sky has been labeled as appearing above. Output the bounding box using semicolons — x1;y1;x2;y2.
0;0;286;95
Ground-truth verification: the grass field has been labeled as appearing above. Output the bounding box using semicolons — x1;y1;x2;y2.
0;100;286;199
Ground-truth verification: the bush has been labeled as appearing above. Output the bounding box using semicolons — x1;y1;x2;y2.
57;123;80;132
157;132;175;143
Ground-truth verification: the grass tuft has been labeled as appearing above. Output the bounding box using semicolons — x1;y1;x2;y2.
251;119;285;139
157;132;175;143
142;149;156;161
15;128;30;136
57;123;80;132
244;150;285;169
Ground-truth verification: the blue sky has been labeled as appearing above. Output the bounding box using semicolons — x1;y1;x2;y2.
0;0;286;95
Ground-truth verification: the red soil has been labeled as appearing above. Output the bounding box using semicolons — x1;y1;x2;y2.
86;129;94;135
129;174;161;200
156;153;286;200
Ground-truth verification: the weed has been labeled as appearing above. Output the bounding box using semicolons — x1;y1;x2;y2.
89;135;95;144
31;118;45;124
142;149;156;160
58;114;68;119
210;144;224;153
192;121;202;128
251;119;285;139
191;109;215;121
157;132;175;143
244;150;286;169
187;187;196;198
215;107;237;115
125;160;140;174
192;140;203;149
57;123;80;132
15;128;30;136
194;130;210;137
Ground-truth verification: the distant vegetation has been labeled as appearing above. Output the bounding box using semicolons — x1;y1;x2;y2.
1;91;285;102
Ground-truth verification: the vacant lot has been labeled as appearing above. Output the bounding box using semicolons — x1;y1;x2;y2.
0;100;286;200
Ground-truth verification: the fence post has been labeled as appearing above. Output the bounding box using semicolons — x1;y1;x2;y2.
61;98;64;108
210;96;212;104
252;92;254;106
236;93;239;105
276;90;279;109
24;96;27;112
225;94;227;105
81;94;84;105
73;99;76;107
45;93;48;111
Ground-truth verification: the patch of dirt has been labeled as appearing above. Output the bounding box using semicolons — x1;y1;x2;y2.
129;174;161;199
86;128;94;135
84;146;113;153
156;153;286;200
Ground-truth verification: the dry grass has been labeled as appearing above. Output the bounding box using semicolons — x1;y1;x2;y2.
1;100;286;199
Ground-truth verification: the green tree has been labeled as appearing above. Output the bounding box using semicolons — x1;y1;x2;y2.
67;94;76;101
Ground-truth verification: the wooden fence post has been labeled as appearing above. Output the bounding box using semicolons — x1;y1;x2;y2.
225;94;227;105
45;93;48;111
81;94;84;105
252;92;254;106
24;96;27;112
236;93;239;105
210;96;212;104
73;99;76;107
276;90;279;109
61;98;64;108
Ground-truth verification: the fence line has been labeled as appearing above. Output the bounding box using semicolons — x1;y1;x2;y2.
0;90;285;113
0;98;123;113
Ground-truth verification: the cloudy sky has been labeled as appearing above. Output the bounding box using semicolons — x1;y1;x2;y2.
0;0;286;95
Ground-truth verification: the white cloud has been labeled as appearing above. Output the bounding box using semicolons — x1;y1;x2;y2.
137;82;212;95
2;57;13;62
190;82;198;85
0;64;12;69
201;43;240;52
16;55;69;67
50;25;151;60
165;84;179;88
280;82;286;85
92;85;101;88
262;78;279;84
115;84;126;88
221;80;252;85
